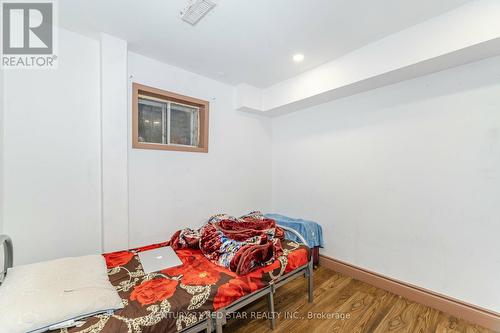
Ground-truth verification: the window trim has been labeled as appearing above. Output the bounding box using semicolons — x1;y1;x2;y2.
132;82;209;153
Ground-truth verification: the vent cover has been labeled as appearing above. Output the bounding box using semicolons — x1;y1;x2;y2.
180;0;216;25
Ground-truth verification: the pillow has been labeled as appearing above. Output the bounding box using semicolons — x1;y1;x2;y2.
0;255;123;333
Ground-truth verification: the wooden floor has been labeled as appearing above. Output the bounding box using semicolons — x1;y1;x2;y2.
226;267;496;333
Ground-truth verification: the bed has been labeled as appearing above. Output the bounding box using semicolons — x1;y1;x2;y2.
0;226;313;333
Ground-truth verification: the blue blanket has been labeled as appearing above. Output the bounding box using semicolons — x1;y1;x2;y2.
265;213;324;248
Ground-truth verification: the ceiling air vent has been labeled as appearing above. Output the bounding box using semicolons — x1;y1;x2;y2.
180;0;216;25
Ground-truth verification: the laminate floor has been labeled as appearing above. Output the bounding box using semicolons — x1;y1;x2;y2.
226;267;496;333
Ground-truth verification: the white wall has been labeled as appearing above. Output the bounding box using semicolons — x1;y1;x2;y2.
1;30;272;264
2;28;102;265
271;56;500;312
100;35;129;252
127;53;272;247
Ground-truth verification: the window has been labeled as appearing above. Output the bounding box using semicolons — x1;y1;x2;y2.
132;83;209;152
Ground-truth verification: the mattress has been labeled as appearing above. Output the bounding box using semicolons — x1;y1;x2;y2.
51;240;309;333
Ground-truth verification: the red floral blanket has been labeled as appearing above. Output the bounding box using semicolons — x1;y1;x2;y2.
170;212;285;275
52;240;308;333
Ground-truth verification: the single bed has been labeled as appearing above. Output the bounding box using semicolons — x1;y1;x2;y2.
0;226;313;333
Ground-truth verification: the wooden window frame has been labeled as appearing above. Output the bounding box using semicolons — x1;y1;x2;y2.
132;83;209;153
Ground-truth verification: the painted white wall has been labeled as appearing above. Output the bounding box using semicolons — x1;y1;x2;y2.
271;56;500;312
100;34;129;253
2;28;102;265
127;52;272;247
235;84;263;112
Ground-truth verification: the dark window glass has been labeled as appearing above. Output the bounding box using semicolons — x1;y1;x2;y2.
138;99;166;144
170;103;198;146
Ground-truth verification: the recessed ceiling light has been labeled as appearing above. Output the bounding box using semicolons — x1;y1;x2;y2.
293;53;304;63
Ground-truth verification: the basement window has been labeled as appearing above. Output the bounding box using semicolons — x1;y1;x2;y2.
132;83;209;152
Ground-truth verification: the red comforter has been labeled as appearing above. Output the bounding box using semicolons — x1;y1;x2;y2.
170;212;285;275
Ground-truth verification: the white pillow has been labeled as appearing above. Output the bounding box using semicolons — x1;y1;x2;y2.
0;255;123;333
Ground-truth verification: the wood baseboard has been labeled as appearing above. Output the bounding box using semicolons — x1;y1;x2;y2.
319;254;500;331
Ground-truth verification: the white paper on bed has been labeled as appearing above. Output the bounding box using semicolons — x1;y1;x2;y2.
0;255;123;333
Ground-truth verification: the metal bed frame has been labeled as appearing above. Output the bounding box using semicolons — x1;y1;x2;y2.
0;234;13;285
212;225;314;333
0;226;313;333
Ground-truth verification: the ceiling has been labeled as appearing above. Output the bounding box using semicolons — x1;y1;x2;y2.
58;0;471;87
